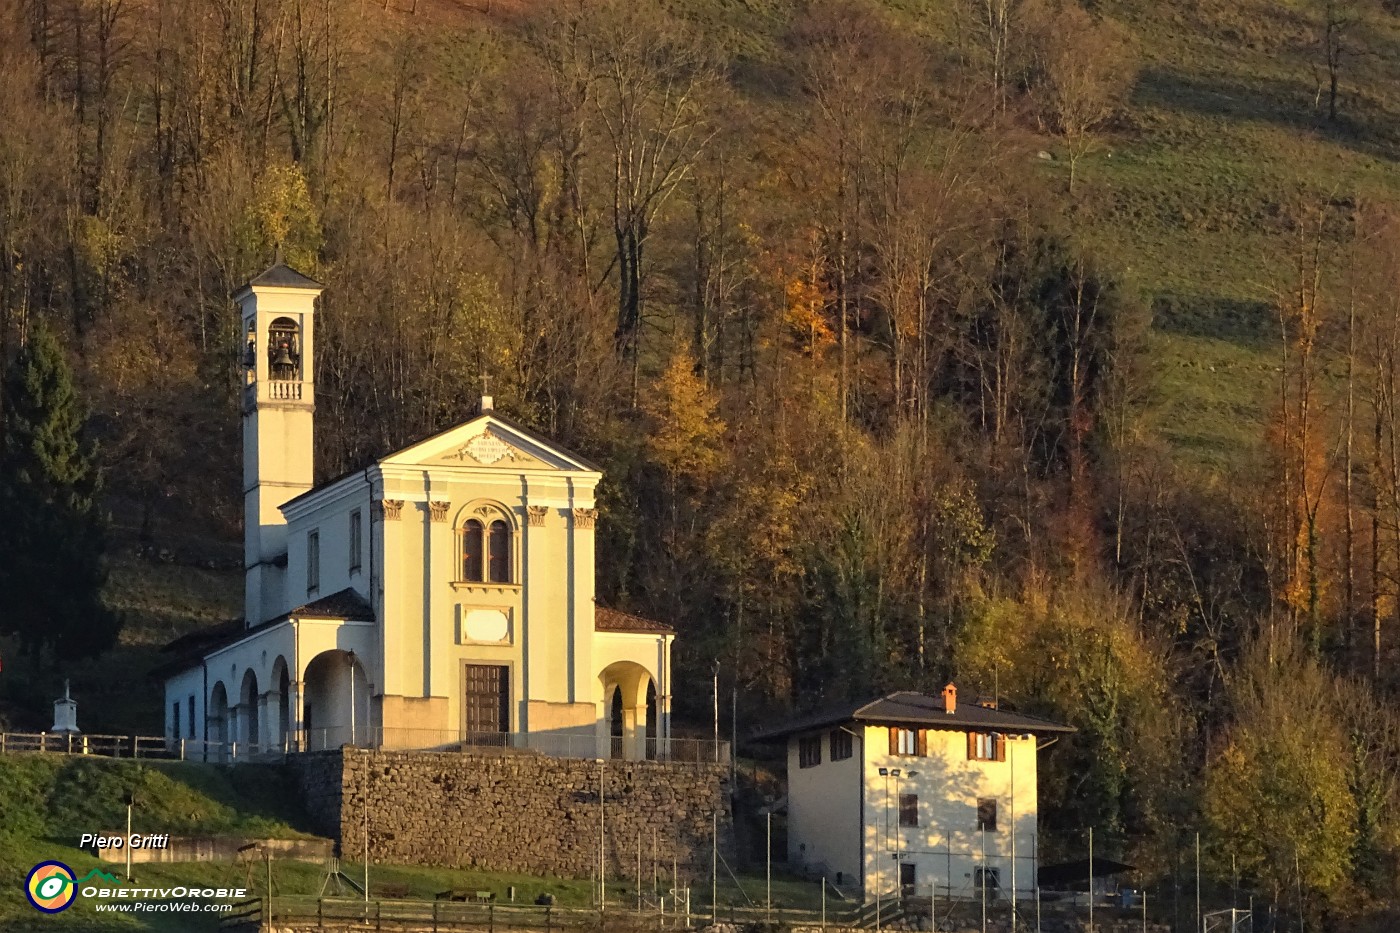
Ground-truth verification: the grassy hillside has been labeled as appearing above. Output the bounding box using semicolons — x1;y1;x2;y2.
1070;0;1400;467
0;756;315;930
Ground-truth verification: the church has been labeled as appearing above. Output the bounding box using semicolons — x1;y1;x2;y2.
160;261;674;761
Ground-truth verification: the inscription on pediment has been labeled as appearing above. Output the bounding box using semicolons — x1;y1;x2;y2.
438;429;544;467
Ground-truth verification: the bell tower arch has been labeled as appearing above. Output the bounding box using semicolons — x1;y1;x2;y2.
235;259;322;628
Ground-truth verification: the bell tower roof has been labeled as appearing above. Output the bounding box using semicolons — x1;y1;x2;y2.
239;260;323;293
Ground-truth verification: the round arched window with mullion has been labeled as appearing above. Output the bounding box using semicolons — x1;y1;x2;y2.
461;516;513;583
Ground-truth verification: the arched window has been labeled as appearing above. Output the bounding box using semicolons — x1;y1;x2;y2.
488;520;510;583
462;520;484;581
267;317;301;381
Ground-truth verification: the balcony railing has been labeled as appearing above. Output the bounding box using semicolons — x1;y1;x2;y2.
266;379;303;401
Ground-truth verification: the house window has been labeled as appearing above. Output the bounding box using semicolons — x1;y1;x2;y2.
349;510;362;574
830;729;853;761
799;735;822;768
187;696;196;738
899;862;916;896
974;867;1000;892
172;703;180;739
307;531;320;594
968;731;1005;761
899;793;919;827
889;728;925;756
977;797;998;832
488;520;511;582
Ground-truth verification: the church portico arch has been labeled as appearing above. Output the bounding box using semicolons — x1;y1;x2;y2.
599;660;655;761
238;669;260;751
303;649;371;751
207;681;229;763
269;655;291;751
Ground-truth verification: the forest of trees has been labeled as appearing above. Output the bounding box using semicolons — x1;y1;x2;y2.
3;0;1400;925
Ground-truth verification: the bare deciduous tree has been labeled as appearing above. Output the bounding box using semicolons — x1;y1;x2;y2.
1031;2;1136;196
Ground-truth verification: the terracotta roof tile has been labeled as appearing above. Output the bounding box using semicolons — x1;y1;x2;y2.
595;605;674;634
288;588;374;619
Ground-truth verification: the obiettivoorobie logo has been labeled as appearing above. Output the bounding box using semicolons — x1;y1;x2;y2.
24;862;124;914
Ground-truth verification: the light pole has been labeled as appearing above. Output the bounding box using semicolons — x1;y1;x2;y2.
893;770;918;899
124;792;135;883
877;767;898;932
598;758;606;911
347;650;357;747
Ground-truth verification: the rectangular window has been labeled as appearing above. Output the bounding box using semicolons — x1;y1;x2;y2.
899;793;919;827
799;735;822;769
307;530;320;594
977;797;998;832
968;731;1005;761
830;729;853;761
188;696;196;739
172;703;180;739
349;510;362;574
889;728;926;756
974;867;1001;891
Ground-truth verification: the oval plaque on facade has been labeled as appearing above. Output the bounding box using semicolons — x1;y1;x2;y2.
463;608;510;643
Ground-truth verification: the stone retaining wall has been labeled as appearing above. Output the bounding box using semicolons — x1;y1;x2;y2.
290;748;734;878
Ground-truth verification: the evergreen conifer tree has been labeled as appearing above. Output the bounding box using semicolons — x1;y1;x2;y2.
0;321;119;660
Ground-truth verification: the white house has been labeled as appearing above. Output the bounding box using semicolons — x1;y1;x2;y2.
755;686;1073;904
158;260;675;761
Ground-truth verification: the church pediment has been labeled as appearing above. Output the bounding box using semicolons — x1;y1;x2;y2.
381;414;600;474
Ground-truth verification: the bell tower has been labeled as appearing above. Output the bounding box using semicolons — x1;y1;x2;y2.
235;259;322;628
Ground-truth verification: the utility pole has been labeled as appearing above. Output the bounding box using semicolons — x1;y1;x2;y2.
1088;827;1094;933
598;758;606;911
712;669;719;764
363;759;369;903
125;794;134;883
711;812;718;921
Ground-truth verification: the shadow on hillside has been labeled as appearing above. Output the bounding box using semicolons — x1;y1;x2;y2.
1133;67;1400;164
1151;293;1277;348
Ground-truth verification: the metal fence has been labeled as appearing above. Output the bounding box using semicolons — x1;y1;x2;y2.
219;895;876;932
221;896;708;931
0;730;730;768
0;731;226;760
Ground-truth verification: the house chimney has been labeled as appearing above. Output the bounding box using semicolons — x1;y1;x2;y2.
942;683;957;714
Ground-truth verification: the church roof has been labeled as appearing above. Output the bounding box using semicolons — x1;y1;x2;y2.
387;412;604;473
286;588;374;620
749;690;1075;741
595;605;675;635
279;412;603;513
246;260;322;290
151;589;374;677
